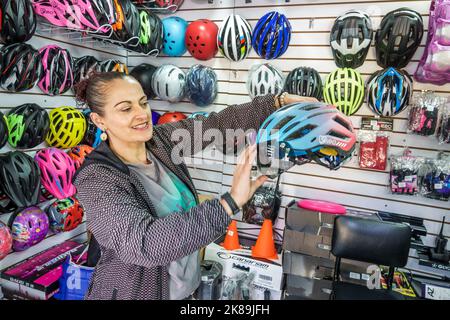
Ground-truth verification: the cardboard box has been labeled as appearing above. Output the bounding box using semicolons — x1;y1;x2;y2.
203;237;284;291
282;228;333;259
286;205;337;238
283;251;334;279
0;241;87;300
250;284;282;300
284;274;333;300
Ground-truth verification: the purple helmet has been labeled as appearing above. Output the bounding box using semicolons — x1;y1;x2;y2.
9;206;49;252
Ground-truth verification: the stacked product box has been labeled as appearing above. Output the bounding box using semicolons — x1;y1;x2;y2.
0;240;87;300
282;200;379;300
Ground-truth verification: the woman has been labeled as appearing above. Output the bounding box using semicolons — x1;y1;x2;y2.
73;72;316;300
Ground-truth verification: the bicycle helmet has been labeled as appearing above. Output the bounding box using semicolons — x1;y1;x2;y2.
0;151;41;208
162;16;188;56
34;147;76;200
284;67;322;100
158;111;186;124
140;9;163;53
188;111;209;120
366;67;413;117
375;8;424;68
32;0;83;30
0;188;18;214
330;10;373;69
38;45;74;95
82;109;102;148
252;11;291;60
72;0;116;33
151;111;160;124
0;111;7;149
218;14;252;62
186;19;219;61
130;63;157;98
151;64;186;102
68;144;94;170
6;103;50;149
73;55;100;85
47;196;84;233
186;64;218;107
99;59;128;73
323;68;364;116
0;0;36;44
257;102;356;170
112;0;140;43
154;0;184;12
8;206;49;252
46;107;86;149
0;221;12;260
0;43;42;92
247;63;284;99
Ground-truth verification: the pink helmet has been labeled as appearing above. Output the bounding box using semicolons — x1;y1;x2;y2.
0;221;12;260
38;45;74;96
34;148;77;200
32;0;116;33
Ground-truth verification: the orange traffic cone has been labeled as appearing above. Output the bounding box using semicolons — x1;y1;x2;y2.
252;219;278;260
221;220;241;250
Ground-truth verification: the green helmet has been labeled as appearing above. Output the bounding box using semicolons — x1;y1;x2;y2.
7;114;25;148
139;10;150;45
323;68;365;116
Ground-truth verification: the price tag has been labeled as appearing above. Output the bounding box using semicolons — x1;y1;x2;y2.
398;182;407;188
434;183;443;190
370;120;380;130
426;105;435;112
405;176;414;182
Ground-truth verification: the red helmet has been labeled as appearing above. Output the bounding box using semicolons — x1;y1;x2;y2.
67;145;94;170
185;19;218;60
157;112;187;124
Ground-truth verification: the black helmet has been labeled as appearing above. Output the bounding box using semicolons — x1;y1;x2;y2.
6;103;50;149
130;63;157;99
0;43;42;92
375;8;424;68
0;111;8;149
0;151;41;208
73;55;100;85
0;0;37;44
330;10;373;68
113;0;140;44
0;187;18;214
284;67;322;100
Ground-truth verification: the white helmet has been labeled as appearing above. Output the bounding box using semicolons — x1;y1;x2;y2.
217;14;252;62
246;63;284;99
151;64;186;102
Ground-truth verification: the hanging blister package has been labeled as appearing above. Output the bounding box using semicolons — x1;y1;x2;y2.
390;149;425;195
407;91;445;136
437;99;450;144
420;156;450;201
358;130;390;171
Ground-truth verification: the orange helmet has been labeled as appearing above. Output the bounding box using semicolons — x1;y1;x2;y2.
112;0;124;31
68;145;94;170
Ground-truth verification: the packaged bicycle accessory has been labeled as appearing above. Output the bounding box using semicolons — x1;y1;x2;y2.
407;91;445;136
390;149;425;195
242;177;282;225
358;130;390;171
420;157;450;201
194;260;223;300
437;100;450;144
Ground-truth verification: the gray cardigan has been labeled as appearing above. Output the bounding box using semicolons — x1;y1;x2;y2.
73;94;277;300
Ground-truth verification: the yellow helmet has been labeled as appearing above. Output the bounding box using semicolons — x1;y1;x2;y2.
46;107;86;149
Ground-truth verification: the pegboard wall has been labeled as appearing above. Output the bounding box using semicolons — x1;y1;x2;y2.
0;0;449;295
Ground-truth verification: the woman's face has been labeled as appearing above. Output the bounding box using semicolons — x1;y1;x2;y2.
91;77;153;144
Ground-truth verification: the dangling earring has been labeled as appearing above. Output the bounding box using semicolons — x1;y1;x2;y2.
100;129;108;141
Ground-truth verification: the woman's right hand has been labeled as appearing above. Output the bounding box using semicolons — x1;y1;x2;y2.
220;145;268;216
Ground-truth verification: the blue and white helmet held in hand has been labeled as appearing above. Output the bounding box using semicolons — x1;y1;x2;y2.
252;11;291;60
151;64;186;103
217;14;252;62
256;102;357;171
366;67;413;117
247;63;284;99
